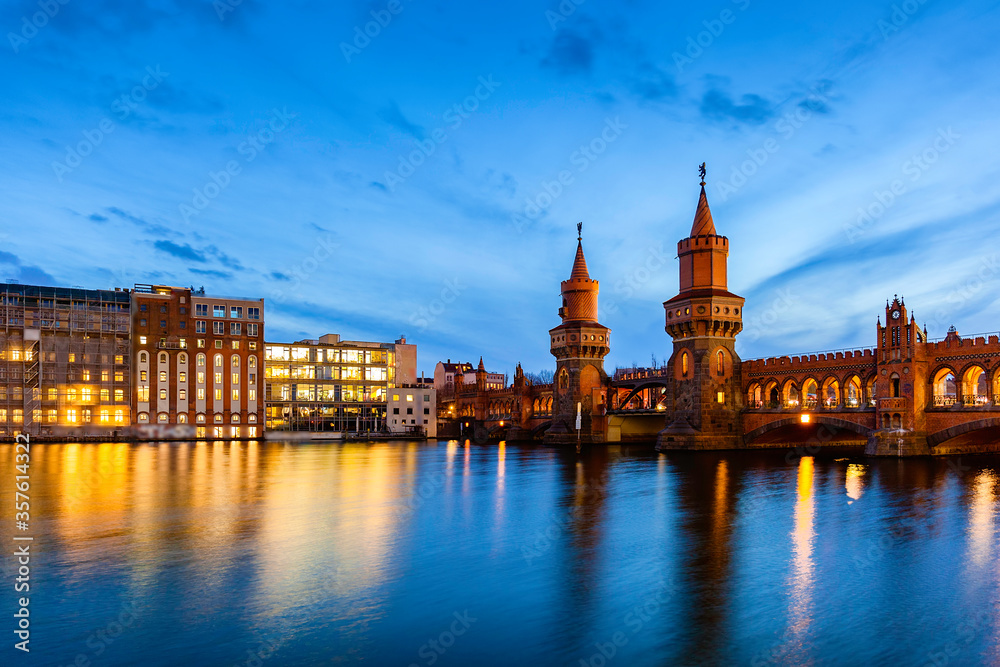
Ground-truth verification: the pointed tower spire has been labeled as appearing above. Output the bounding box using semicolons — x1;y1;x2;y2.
478;356;485;371
690;163;716;237
570;222;590;280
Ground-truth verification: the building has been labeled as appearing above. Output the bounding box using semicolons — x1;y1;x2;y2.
544;224;611;445
0;283;131;438
131;284;264;439
434;359;505;396
388;386;437;437
264;334;416;433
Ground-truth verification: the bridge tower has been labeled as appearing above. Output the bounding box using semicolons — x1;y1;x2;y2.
866;296;931;455
657;166;745;450
544;224;610;445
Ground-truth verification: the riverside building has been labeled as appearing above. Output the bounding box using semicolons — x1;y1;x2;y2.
264;334;416;434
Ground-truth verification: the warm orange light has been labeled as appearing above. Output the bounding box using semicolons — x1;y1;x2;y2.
800;414;811;423
499;420;504;426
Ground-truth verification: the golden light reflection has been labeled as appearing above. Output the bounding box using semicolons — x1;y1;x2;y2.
713;459;729;536
845;463;867;505
966;470;996;567
786;456;816;656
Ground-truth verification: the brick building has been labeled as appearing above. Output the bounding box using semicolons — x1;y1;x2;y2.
131;284;264;439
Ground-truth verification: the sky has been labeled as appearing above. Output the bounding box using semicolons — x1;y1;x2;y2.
2;0;1000;378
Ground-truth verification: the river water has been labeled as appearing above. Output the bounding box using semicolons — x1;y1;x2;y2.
2;440;999;666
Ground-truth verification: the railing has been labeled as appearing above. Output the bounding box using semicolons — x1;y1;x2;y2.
933;395;958;407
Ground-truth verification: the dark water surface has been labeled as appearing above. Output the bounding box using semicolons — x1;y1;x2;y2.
2;440;1000;666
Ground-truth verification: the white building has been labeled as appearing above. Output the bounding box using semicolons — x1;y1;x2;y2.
388;386;436;438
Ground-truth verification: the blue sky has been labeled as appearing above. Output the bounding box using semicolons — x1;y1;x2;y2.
2;0;999;377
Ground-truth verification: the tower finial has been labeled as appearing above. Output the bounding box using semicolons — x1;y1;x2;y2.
698;162;706;187
577;221;582;241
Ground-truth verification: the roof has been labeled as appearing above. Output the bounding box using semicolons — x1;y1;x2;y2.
569;240;591;280
690;185;716;237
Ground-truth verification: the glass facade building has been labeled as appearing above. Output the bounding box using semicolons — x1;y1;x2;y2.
264;334;416;433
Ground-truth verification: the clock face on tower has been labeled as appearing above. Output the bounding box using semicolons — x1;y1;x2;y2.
892;310;900;319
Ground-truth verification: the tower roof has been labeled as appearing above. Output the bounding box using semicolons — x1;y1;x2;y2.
478;356;485;371
570;239;590;281
690;184;716;237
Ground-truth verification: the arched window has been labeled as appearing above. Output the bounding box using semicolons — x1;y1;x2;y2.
248;356;257;369
890;373;901;398
232;355;240;368
139;352;147;364
179;353;187;364
558;368;569;389
717;350;725;377
681;352;689;377
159;353;167;364
197;353;206;367
214;354;223;368
178;414;188;424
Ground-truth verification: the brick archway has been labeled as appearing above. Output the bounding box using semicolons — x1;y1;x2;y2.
743;416;873;445
927;418;1000;448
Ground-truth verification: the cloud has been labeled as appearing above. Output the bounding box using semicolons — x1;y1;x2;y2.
542;28;599;75
629;62;678;103
271;271;291;281
89;213;109;223
0;249;58;285
700;87;773;126
379;101;425;140
153;240;207;262
205;245;244;271
106;206;176;237
0;251;21;264
189;268;232;279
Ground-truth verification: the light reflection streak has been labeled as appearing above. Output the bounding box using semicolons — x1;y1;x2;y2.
785;456;815;663
966;470;996;567
845;463;866;504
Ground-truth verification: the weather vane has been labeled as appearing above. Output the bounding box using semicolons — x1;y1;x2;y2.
577;221;583;240
698;162;706;185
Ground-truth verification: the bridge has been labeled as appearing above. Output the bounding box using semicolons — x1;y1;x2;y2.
433;175;1000;456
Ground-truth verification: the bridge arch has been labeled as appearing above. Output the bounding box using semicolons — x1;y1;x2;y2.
821;375;840;408
744;416;873;445
747;382;762;408
930;366;958;406
618;380;670;409
928;418;1000;449
802;377;819;409
959;364;989;406
844;374;864;408
782;379;799;408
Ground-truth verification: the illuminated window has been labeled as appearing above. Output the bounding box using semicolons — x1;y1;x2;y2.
47;388;57;401
138;386;149;402
159;371;167;382
66;409;77;424
248;389;256;401
248;427;257;438
159;353;167;364
231;355;240;368
159;389;167;400
232;389;240;401
178;413;188;423
82;370;90;381
197;388;205;400
214;426;223;438
82;409;92;423
115;371;124;382
681;352;689;377
231;414;240;423
100;389;110;401
179;353;187;364
248;414;257;423
0;408;6;422
101;370;110;382
214;354;223;368
232;373;240;385
179;372;187;382
231;426;241;438
214;413;223;423
140;371;148;382
115;389;124;402
81;388;91;402
114;410;124;424
215;373;223;384
717;391;725;403
139;352;147;364
99;410;109;423
139;336;146;345
196;413;206;423
67;388;77;401
406;395;414;402
138;412;149;423
179;389;187;400
197;354;206;367
197;372;205;384
47;409;56;423
248;356;257;369
197;339;205;348
12;409;22;424
158;413;168;423
214;389;222;400
68;352;76;362
231;341;240;350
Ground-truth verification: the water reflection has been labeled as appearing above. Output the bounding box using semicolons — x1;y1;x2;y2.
6;442;1000;666
786;456;816;664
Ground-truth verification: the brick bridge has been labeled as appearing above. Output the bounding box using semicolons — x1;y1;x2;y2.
435;176;1000;456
